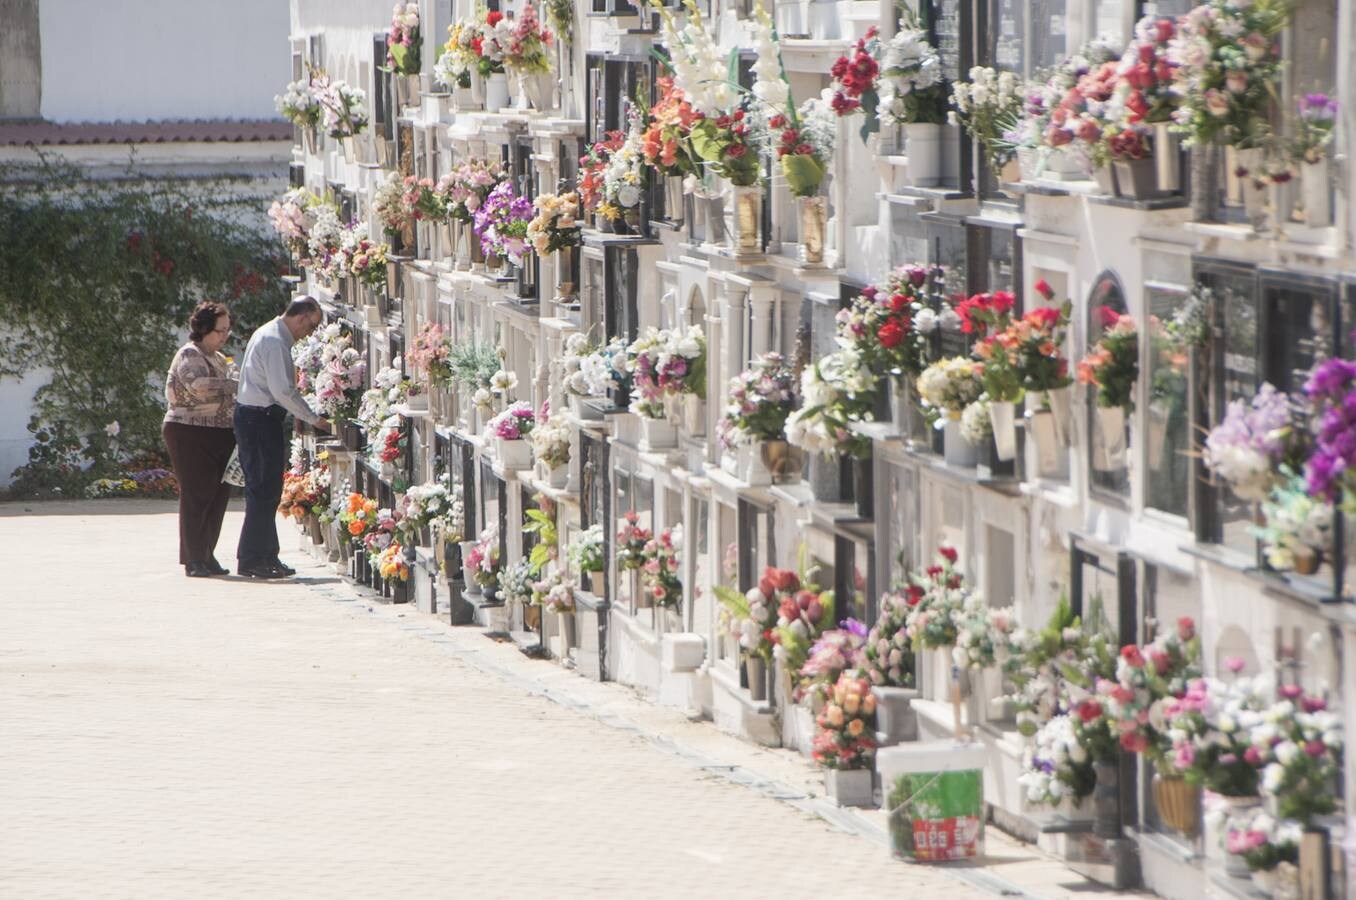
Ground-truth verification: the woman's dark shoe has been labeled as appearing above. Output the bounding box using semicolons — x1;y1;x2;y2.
205;557;230;576
269;558;297;577
185;561;214;578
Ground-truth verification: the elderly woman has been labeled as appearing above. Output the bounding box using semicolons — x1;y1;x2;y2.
162;301;239;577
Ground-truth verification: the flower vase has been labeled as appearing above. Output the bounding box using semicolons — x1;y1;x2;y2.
731;442;773;486
545;464;568;489
872;686;919;745
639;416;677;451
1236;147;1268;224
495;437;532;469
1154;122;1181;192
306;514;324;545
1292;546;1322;575
568;393;604;422
340;136;355;163
303;127;319;156
1096;405;1128;469
517;70;552;112
469;69;486;106
1045;387;1072;446
1151;773;1199;838
1026;409;1060;477
1204;793;1261;876
745;654;767;702
825;768;873;808
623;205;640;232
702;193;727;244
1147;400;1170;470
469;233;486;266
1017;146;1038;181
988;400;1017;462
731;184;762;254
484;72;510;113
682;394;706;436
588;570;605;596
664;175;685;224
943;417;978;468
459;541;479;592
797;194;827;265
998;157;1021;186
1092;164;1118;196
904;123;943;186
395;74;419;110
1302;158;1332;227
1092;761;1121;839
1114;156;1160;200
556;611;576;653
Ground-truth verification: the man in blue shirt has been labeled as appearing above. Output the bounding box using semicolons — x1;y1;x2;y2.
233;297;331;578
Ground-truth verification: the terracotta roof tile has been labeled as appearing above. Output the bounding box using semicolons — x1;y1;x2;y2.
0;119;294;147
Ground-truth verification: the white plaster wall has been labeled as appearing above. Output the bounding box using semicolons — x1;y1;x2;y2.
39;0;291;122
0;367;48;487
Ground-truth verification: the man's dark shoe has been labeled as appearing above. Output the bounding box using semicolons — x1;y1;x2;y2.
205;557;230;576
269;559;297;577
238;561;290;579
185;561;214;578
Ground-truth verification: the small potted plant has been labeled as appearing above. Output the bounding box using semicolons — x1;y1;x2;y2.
877;21;948;185
484;400;535;469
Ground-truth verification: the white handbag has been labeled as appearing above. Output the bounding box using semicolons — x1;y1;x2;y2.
222;447;246;486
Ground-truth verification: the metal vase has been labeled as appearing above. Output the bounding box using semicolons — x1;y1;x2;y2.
731;185;762;254
745;654;767;702
1092;760;1122;839
1153;123;1180;192
798;194;827;265
664;175;685;224
1113;156;1161;200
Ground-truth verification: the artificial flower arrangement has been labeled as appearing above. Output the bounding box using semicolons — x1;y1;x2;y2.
1294;93;1338;165
957;290;1024;405
958;395;993;445
1038;52;1123;171
376;542;410;581
446;341;502;403
466;524;502;590
626;325;706;415
279;464;329;521
828;26;882;123
811;672;878;770
652;0;759;188
562;333;627;400
473;181;533;264
304;204;345;282
877;20;948;127
1166;0;1289;149
1161;662;1271;798
713;566;786;664
577;131;626;218
526;191;581;256
1254;471;1333;572
362;506;405;565
641;77;701;179
905;546;1016;670
408;322;453;386
716;351;797;450
268;188;322;264
798;620;868;705
1115;17;1180;131
533;570;577;614
385;2;422;76
1006;279;1073;400
1224;806;1302;876
1076;308;1138;410
356;364;411;435
916;356;984;425
397;475;463;543
501;2;552;75
1203;382;1304;502
767;96;836;199
338;491;379;540
373;173;413;239
291;322;344;394
837;264;947;380
530;415;572;469
950;65;1024;172
1003;596;1106;737
276;78;322;130
865;590;916;688
768;566;837;678
1250;685;1343;824
484;400;536;441
567;523;605;576
442;158;505;223
599;125;647;223
784;348;878;458
309;328;367;422
640;524;683;608
338;225;389;291
312;74;369;139
1302;358;1356;512
499;556;538;605
615;509;653;572
436;19;478;89
1095;618;1202;761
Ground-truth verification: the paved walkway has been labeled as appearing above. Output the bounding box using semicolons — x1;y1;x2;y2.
0;500;1138;899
